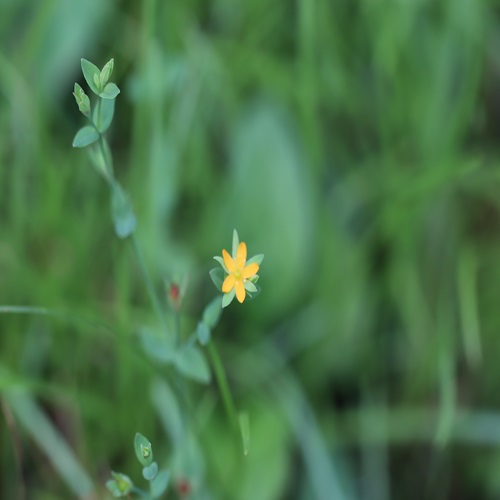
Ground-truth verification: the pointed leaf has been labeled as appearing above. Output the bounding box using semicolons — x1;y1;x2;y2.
202;296;222;329
222;288;236;308
210;267;224;292
134;433;153;467
175;345;210;383
232;229;240;259
72;126;99;148
111;182;136;238
243;280;257;293
100;58;114;88
239;412;250;455
213;255;229;273
246;253;264;266
246;284;261;301
81;58;101;94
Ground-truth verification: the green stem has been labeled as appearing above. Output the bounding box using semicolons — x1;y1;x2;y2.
130;234;168;333
94;131;167;336
208;341;238;427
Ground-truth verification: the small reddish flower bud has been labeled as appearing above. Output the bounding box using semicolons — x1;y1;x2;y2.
177;477;191;496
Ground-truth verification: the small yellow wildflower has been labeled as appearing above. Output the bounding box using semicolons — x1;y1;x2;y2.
222;242;259;303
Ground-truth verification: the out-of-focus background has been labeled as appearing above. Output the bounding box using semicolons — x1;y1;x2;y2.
1;0;500;498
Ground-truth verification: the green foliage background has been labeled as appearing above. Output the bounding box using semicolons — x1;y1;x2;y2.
1;0;500;498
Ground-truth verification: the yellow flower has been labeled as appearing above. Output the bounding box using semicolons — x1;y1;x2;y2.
222;242;259;303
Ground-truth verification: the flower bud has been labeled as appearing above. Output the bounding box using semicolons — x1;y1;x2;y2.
73;83;91;116
100;58;114;88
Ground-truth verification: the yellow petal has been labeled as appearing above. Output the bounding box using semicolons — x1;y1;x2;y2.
222;274;236;293
222;249;236;273
243;263;259;279
236;242;247;270
235;280;246;303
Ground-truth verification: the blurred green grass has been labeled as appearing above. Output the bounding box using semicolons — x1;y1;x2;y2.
1;0;500;498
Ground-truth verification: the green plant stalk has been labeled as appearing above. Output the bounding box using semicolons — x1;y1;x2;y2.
130;233;168;334
207;340;237;427
92;115;168;336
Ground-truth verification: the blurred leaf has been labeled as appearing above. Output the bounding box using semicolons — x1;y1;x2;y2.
73;83;91;116
150;378;183;448
111;182;136;239
72;125;99;148
88;136;113;178
202;296;222;329
134;433;153;467
100;58;114;88
151;470;170;498
93;97;115;133
5;390;94;497
244;281;257;293
142;461;158;480
139;328;175;364
213;255;229;273
175;344;211;384
227;103;313;315
246;253;264;266
246;284;261;301
239;411;251;456
100;82;120;99
81;58;101;95
210;267;224;292
197;321;211;346
222;289;236;308
232;229;240;258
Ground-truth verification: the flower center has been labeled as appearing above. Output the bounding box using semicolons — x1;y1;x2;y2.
234;269;242;281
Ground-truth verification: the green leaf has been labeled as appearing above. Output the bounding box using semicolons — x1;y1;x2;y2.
100;82;120;99
5;388;94;497
88;137;113;179
222;288;236;308
232;229;240;258
197;321;211;346
100;58;114;88
239;412;251;456
246;253;264;266
93;97;115;133
246;284;261;301
244;280;257;293
151;470;170;498
213;255;229;273
111;182;136;238
202;296;222;329
139;328;174;364
81;58;101;94
134;433;153;467
210;267;224;292
142;461;158;481
175;344;210;383
72;126;99;148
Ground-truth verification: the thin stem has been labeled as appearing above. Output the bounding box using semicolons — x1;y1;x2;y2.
94;130;167;336
207;340;238;428
130;485;150;498
130;234;168;333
